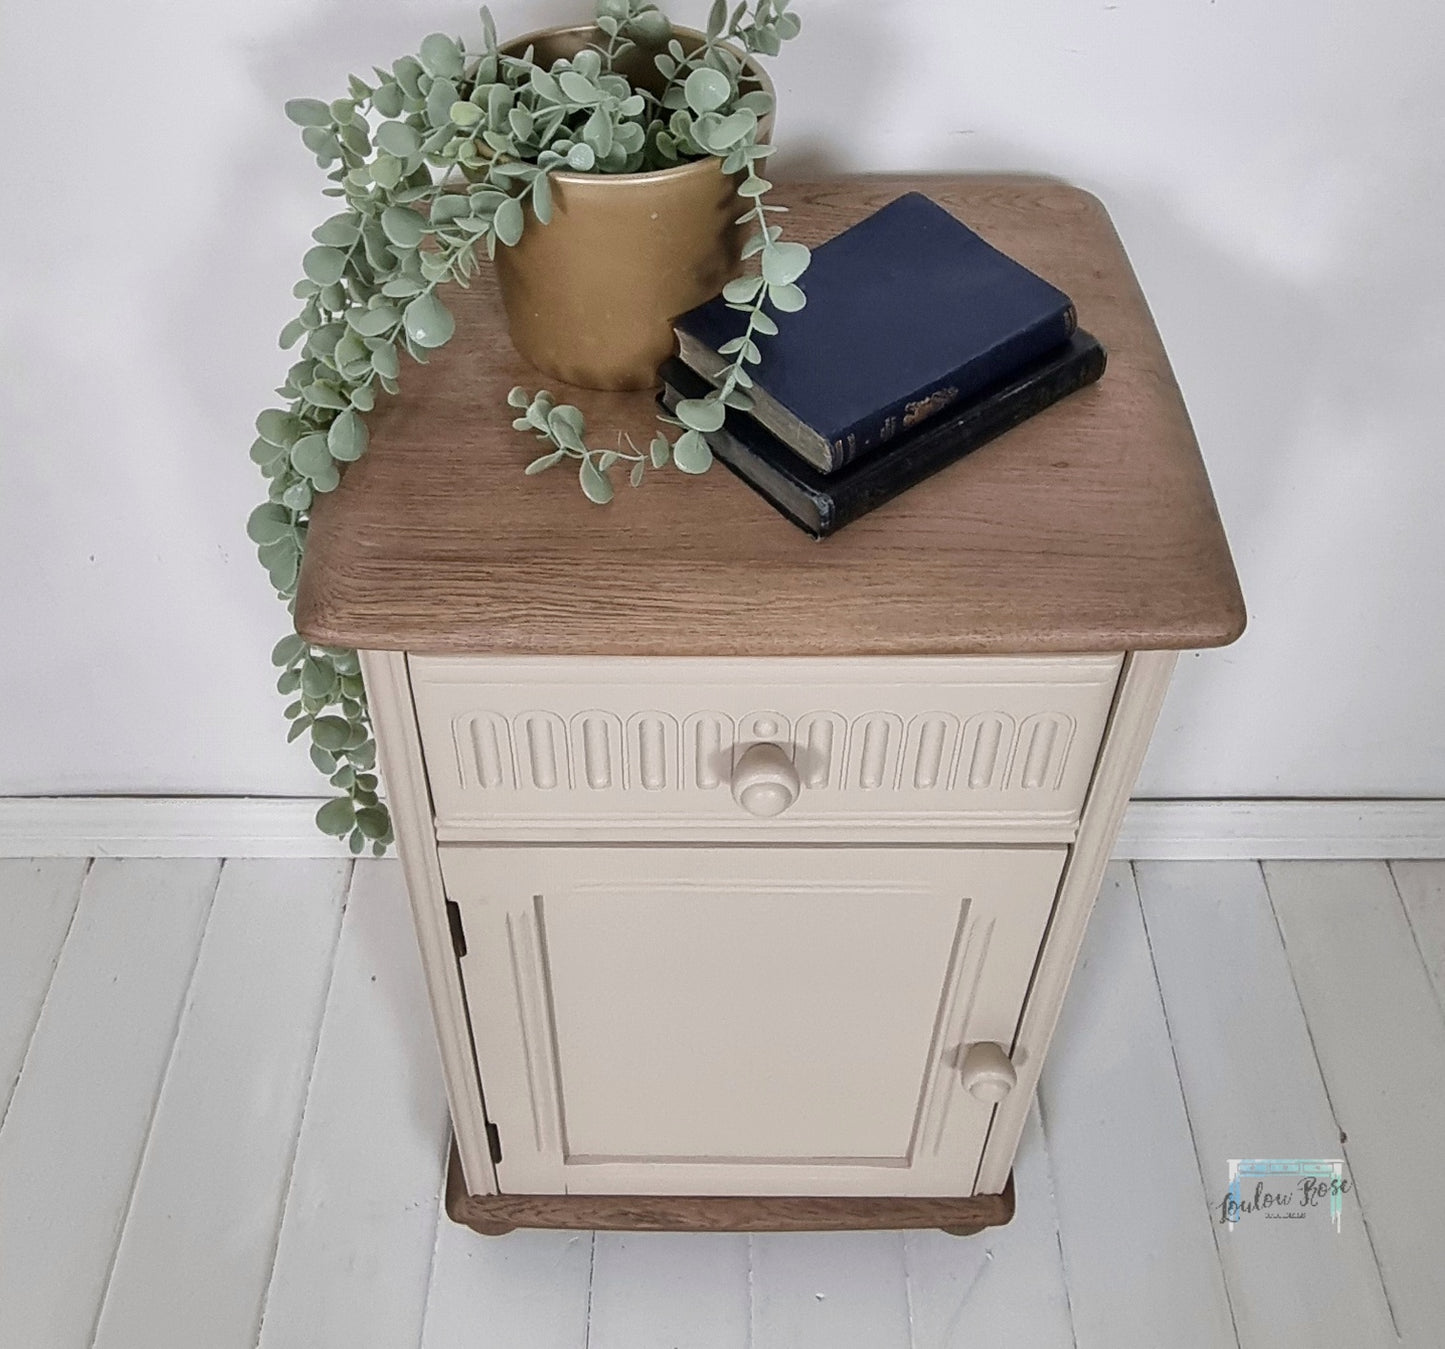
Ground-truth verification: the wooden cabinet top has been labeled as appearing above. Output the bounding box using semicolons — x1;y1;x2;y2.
295;175;1244;656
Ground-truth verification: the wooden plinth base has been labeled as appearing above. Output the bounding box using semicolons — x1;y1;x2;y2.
445;1146;1014;1237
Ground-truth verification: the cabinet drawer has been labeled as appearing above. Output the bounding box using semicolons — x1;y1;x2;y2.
411;655;1121;840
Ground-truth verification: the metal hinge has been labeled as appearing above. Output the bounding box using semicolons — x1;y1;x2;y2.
445;899;467;958
485;1121;503;1165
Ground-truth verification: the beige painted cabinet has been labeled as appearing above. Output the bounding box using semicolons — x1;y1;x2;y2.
295;177;1244;1236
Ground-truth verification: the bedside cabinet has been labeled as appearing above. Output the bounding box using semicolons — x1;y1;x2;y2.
295;176;1244;1236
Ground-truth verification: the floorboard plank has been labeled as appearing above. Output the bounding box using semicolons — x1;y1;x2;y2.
587;1232;750;1349
256;860;451;1349
1390;861;1445;1022
1039;862;1237;1349
0;858;219;1349
902;1105;1074;1349
1137;861;1396;1348
750;1231;911;1349
91;860;349;1349
419;1221;592;1349
0;858;88;1121
1266;861;1445;1348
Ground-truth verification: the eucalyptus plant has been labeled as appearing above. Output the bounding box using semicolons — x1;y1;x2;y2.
251;0;805;847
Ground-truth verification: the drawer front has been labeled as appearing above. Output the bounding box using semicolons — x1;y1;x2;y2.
411;655;1122;838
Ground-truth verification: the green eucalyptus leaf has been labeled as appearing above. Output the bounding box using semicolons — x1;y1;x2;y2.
767;280;807;312
525;450;566;475
493;195;525;247
256;409;302;447
380;205;425;249
546;405;586;453
375;120;422;157
630;459;646;487
578;457;613;504
302;246;347;286
272;633;306;667
312;213;360;247
531;172;552;225
315;796;355;835
302;656;337;699
675;397;726;433
281;480;313;511
650;434;671;468
247;503;293;545
558;70;600;105
373;81;404;117
672;428;714;474
371;342;400;379
425;77;460;126
328;409;369;462
285;98;332;127
356;806;390;839
761;240;811;286
566;142;596;171
684;67;730;115
290;433;333;477
402;292;455;348
311;715;352;751
451;100;483;127
629;9;670;43
347;305;400;337
698;109;755;151
722;274;763;304
251;437;284;467
419;32;464;79
302;381;348;410
371;152;402;190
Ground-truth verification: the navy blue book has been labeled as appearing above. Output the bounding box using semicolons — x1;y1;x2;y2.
673;192;1077;474
659;332;1106;537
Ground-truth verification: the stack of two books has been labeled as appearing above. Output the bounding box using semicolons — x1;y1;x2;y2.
663;192;1107;537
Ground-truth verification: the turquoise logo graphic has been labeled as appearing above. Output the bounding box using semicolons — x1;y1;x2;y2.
1221;1159;1349;1231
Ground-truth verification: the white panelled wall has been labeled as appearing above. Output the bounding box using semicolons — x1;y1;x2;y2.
2;0;1443;798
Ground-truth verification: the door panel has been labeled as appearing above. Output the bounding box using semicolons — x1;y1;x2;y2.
440;845;1063;1196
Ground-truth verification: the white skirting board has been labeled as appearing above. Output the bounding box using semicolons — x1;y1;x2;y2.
0;796;1442;860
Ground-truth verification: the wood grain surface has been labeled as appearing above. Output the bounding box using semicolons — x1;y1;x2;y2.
295;176;1244;655
444;1146;1015;1234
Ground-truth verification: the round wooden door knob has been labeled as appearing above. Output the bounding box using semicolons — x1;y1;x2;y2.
960;1042;1017;1104
731;742;801;817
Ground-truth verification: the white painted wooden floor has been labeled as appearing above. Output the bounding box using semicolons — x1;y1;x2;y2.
2;858;1442;1348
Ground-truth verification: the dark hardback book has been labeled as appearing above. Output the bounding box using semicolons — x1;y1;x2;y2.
659;332;1106;538
673;191;1077;474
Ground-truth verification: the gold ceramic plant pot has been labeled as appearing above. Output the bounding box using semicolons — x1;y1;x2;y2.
493;25;774;391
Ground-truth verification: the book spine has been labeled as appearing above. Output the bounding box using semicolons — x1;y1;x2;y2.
821;335;1103;534
825;304;1079;472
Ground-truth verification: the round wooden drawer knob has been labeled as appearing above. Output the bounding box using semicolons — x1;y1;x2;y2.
731;743;801;818
960;1042;1017;1104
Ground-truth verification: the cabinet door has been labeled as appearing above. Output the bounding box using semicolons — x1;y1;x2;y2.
440;844;1063;1197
